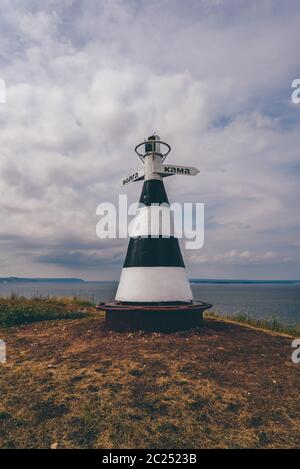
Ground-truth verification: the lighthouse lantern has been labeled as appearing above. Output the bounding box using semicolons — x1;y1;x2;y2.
145;134;161;155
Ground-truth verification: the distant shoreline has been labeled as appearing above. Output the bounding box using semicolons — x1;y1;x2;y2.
0;277;84;284
0;277;299;285
190;279;300;285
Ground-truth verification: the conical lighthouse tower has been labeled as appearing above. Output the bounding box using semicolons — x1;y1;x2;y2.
116;135;193;303
101;135;212;332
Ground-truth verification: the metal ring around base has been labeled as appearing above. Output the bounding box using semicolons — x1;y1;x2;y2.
98;301;212;312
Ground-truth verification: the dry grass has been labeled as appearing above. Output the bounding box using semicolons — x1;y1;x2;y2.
205;311;300;337
0;303;299;449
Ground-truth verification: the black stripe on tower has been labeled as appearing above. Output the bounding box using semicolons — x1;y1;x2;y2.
124;236;185;267
139;180;169;206
122;178;185;268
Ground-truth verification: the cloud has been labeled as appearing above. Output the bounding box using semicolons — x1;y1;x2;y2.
36;249;123;268
0;0;299;279
188;249;278;265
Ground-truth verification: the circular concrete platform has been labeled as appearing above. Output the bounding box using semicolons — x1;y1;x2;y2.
97;301;212;332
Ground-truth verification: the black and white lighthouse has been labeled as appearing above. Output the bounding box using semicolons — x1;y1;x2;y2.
101;135;212;332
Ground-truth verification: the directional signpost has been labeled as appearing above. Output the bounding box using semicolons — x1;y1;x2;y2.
121;170;144;187
162;164;200;177
121;164;199;186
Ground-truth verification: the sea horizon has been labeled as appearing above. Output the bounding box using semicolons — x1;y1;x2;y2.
0;279;299;326
1;276;300;285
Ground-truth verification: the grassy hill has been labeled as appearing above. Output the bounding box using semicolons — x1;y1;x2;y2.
0;297;299;448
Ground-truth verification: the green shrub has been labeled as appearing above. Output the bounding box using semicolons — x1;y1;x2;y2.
0;296;86;328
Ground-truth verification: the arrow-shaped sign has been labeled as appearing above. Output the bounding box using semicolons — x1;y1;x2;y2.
121;170;144;187
162;165;200;176
121;165;199;187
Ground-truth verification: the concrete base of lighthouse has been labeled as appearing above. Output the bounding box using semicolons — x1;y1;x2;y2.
98;301;212;333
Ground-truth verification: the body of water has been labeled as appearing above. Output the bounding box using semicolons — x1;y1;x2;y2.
0;281;299;326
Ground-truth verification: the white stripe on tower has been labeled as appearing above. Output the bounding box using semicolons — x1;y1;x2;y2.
116;267;192;302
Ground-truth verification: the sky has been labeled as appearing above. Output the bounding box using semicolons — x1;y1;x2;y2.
0;0;299;281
